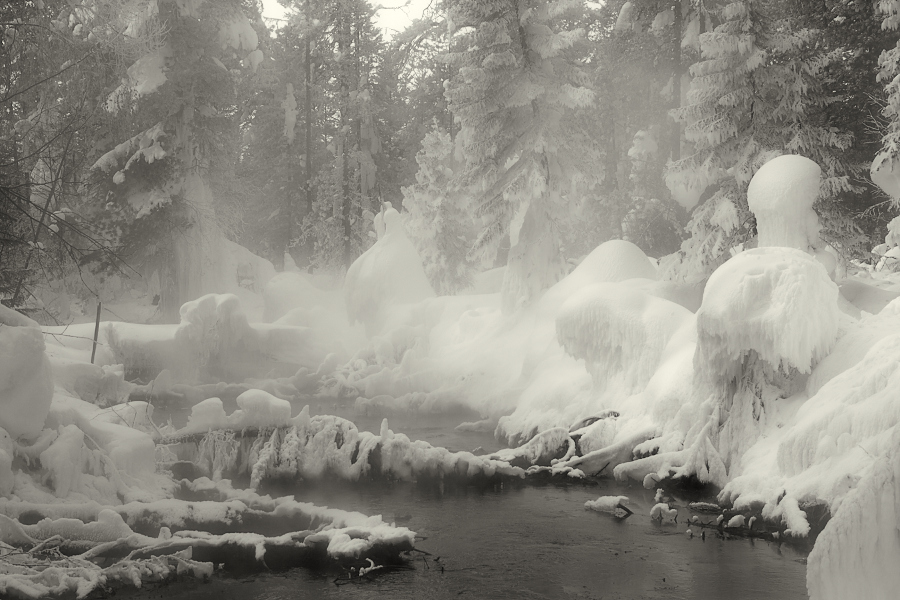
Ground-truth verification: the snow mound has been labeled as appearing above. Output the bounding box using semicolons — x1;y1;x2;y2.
807;297;900;395
0;305;53;439
173;293;327;382
696;247;839;379
557;282;693;393
344;207;435;335
547;240;657;302
747;154;821;251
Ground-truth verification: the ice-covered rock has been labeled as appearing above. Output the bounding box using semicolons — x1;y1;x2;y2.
584;495;630;514
747;154;821;252
0;305;53;439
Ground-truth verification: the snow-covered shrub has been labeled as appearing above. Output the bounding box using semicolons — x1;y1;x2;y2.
696;247;839;380
696;246;840;473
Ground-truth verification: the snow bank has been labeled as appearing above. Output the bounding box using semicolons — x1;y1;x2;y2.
806;429;900;600
344;206;435;335
0;305;53;440
748;154;822;251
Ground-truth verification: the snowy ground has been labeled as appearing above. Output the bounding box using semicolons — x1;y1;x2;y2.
2;176;900;597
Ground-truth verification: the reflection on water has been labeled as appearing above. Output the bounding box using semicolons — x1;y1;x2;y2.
138;398;808;600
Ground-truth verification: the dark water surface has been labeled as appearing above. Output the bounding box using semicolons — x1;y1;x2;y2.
136;398;808;600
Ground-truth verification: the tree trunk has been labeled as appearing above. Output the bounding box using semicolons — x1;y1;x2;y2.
671;0;683;162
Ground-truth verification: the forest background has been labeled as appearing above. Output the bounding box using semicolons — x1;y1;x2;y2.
4;0;900;323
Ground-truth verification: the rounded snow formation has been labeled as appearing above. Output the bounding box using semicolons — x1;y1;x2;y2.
344;206;435;334
557;282;693;393
0;304;53;439
574;239;658;284
696;247;839;378
747;154;822;251
542;240;657;311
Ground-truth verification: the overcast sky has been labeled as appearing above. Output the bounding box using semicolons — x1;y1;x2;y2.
260;0;433;37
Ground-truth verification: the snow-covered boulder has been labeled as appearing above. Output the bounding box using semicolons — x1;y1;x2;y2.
544;240;657;307
748;154;821;252
344;206;435;335
0;305;53;439
696;247;839;380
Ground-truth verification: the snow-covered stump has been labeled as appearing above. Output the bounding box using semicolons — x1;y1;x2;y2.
695;247;840;476
0;305;53;443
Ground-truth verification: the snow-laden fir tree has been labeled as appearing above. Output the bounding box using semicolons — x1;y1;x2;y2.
664;0;854;281
88;0;265;319
402;125;476;295
873;0;900;204
445;0;593;313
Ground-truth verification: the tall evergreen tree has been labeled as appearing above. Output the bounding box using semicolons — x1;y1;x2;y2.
665;0;855;280
446;0;593;312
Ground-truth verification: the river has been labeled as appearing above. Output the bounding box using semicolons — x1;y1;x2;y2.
129;397;809;600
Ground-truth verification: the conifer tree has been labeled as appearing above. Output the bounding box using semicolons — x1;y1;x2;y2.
446;0;593;313
402;125;476;294
664;0;854;280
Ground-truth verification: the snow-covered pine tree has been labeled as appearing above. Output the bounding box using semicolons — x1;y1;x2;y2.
445;0;593;313
874;0;900;205
88;0;265;319
402;124;476;294
664;0;854;280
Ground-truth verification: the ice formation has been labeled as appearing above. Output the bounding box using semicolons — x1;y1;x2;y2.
166;410;525;487
747;154;822;252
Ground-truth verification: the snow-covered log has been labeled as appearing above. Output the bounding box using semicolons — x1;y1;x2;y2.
0;483;415;599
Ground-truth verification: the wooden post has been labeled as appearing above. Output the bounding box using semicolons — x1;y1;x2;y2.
90;301;101;364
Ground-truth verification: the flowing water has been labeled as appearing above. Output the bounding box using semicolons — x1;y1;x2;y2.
135;397;809;600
